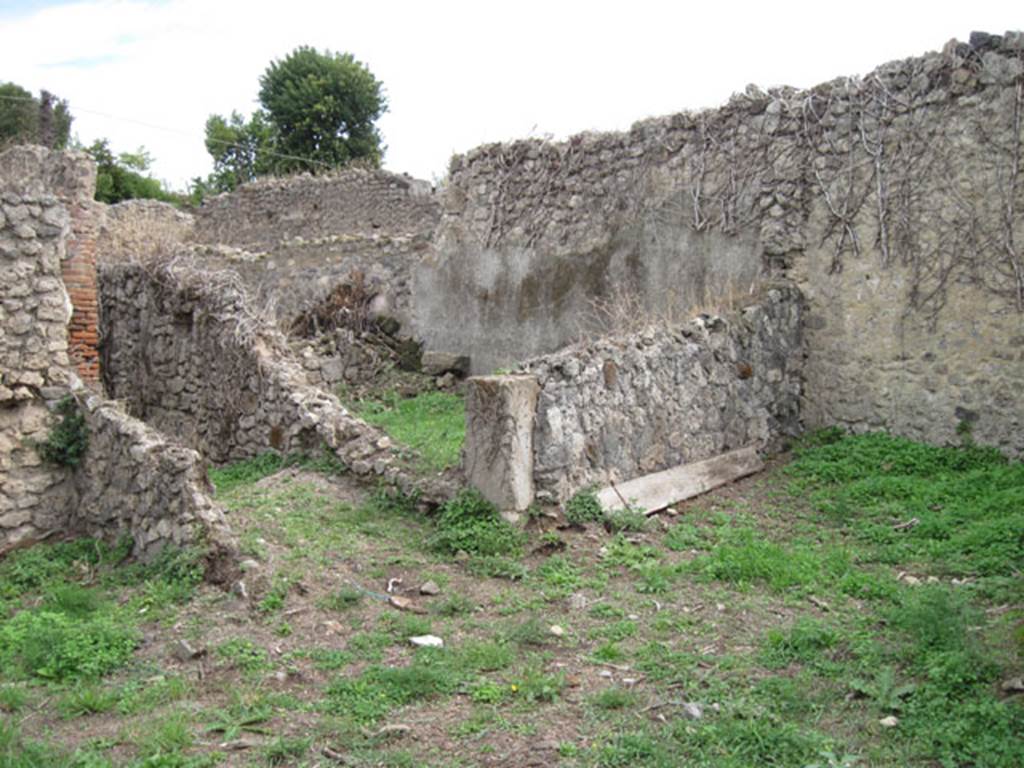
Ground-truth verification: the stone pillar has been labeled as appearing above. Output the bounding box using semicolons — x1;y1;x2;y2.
464;375;540;513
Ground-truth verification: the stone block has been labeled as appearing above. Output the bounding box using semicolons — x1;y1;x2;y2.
421;351;471;377
464;375;539;512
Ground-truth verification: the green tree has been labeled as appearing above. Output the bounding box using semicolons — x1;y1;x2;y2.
258;46;386;172
84;139;178;205
203;110;275;192
0;82;72;149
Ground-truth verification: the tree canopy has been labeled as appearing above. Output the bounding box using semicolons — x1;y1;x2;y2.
259;46;386;172
84;139;179;205
202;110;275;192
197;46;387;194
0;82;72;149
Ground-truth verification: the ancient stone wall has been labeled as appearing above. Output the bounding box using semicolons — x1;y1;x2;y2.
518;282;803;502
94;172;437;338
193;232;430;332
422;33;1024;455
1;147;78;546
0;145;102;383
190;167;438;250
1;146;232;559
98;257;456;500
96;198;194;264
72;391;234;559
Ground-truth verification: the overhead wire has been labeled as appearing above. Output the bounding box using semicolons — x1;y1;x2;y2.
0;91;337;172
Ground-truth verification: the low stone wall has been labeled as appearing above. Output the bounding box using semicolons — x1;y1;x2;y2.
518;282;803;503
71;390;235;561
98;257;457;499
96;199;195;264
191;167;439;250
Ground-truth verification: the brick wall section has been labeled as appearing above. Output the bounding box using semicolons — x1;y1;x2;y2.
62;200;101;381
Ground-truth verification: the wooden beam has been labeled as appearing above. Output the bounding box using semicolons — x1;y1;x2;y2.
595;446;764;515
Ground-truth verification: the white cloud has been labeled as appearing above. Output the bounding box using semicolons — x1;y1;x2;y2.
1;0;1019;190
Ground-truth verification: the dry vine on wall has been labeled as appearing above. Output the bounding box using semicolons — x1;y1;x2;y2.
799;50;1024;322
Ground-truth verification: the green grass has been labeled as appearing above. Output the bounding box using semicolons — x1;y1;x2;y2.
0;607;139;682
323;650;462;724
207;449;347;494
352;390;465;471
214;638;271;673
786;430;1024;580
3;430;1020;767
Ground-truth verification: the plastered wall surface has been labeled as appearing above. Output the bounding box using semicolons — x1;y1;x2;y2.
420;33;1024;453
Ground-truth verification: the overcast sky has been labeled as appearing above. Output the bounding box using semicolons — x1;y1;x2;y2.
1;0;1020;191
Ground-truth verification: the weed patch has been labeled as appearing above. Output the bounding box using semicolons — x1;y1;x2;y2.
565;488;604;526
761;617;840;667
430;489;525;558
323;651;461;724
788;432;1024;578
214;638;271;673
0;609;138;681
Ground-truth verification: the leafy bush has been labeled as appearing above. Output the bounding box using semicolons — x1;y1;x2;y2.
430;489;525;558
36;395;88;468
565;488;604;526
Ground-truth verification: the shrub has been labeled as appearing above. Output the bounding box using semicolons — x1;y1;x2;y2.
430;489;525;558
565;488;604;526
36;395;88;468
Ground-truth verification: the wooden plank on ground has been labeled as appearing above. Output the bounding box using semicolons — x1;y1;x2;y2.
595;445;764;515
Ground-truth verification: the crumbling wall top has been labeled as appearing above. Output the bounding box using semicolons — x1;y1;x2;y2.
0;145;96;203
